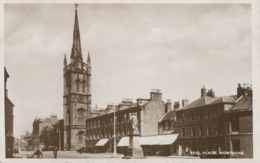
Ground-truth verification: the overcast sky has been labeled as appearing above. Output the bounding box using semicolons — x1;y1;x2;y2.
4;3;251;137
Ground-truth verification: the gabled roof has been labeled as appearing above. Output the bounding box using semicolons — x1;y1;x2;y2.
178;96;218;110
160;110;176;122
178;96;236;111
228;96;252;112
210;96;236;105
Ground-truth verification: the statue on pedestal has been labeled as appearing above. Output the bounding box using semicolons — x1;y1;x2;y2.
123;113;144;159
130;113;139;135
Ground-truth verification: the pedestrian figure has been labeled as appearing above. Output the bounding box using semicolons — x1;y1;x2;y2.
34;147;43;158
53;147;58;158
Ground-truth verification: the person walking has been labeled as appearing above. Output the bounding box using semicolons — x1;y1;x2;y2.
53;147;58;158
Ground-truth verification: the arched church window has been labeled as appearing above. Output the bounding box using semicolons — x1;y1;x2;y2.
82;79;86;92
78;108;84;123
66;110;70;125
76;78;80;92
78;131;84;143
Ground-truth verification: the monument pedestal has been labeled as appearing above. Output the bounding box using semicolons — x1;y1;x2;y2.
123;131;145;159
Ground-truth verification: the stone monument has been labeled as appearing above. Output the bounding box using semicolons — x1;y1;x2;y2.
123;113;144;159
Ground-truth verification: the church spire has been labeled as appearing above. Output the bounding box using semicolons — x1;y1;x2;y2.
87;52;91;66
71;4;82;62
64;54;67;66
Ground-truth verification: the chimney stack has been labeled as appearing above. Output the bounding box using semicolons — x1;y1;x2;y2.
174;101;180;110
165;99;173;113
182;99;189;107
237;83;243;98
150;89;162;101
207;89;215;97
201;86;206;97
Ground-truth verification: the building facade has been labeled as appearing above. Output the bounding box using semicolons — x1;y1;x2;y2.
5;67;15;158
32;115;59;147
63;5;91;150
175;85;253;158
175;87;236;156
223;84;253;158
85;90;166;153
157;100;187;155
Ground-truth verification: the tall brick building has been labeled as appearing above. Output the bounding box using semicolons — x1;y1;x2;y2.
4;67;15;158
63;5;92;150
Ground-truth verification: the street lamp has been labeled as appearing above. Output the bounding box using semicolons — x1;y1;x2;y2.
113;104;117;157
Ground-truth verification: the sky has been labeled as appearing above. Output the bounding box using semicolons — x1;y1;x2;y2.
4;3;251;137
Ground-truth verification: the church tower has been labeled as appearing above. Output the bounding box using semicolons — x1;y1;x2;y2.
63;4;91;150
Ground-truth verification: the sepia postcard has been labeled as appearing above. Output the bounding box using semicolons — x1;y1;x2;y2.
0;0;259;163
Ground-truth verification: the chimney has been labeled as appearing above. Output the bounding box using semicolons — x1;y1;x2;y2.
182;99;189;107
150;89;162;101
207;89;215;97
201;86;206;97
174;101;180;110
237;83;243;98
243;83;249;97
165;99;173;113
247;85;253;97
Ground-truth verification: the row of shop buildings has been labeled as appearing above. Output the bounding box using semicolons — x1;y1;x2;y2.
83;84;253;158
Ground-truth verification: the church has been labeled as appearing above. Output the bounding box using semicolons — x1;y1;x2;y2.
63;4;92;150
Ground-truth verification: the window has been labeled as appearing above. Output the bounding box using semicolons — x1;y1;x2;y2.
207;126;211;136
215;109;219;118
66;110;70;125
191;127;195;137
162;122;165;130
82;79;86;92
78;108;84;123
199;111;203;120
181;128;185;137
206;109;210;119
78;131;84;143
165;121;169;130
191;111;196;121
217;124;222;136
231;119;239;133
76;78;80;92
124;114;127;123
199;126;203;136
181;113;185;123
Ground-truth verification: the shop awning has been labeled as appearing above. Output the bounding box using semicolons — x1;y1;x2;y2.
117;137;129;147
140;136;162;145
95;139;109;146
117;134;179;147
159;134;178;145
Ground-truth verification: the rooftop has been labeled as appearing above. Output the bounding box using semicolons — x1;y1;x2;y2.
228;95;252;112
177;96;236;111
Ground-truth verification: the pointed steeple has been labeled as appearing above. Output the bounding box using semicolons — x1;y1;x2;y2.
71;4;82;62
87;52;91;66
64;54;67;66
